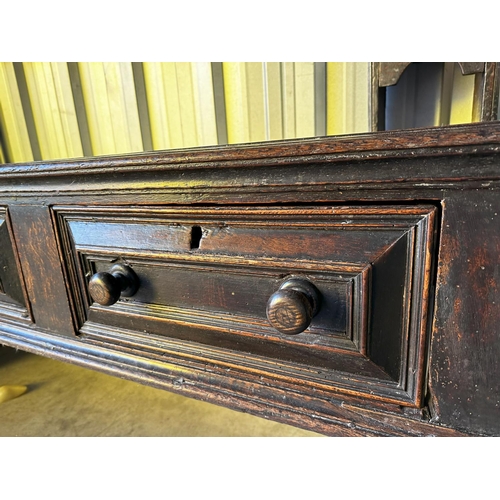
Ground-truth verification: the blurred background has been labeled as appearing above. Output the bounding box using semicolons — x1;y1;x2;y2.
0;62;498;165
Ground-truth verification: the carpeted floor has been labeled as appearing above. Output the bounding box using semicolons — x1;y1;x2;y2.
0;345;321;437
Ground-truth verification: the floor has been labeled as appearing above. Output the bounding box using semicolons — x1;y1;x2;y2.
0;345;321;437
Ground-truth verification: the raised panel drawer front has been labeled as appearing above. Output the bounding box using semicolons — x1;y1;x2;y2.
55;204;438;407
0;207;31;325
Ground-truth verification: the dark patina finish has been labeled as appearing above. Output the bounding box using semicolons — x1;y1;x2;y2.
0;122;499;436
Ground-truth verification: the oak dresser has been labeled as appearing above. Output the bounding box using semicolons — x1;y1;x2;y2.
0;122;499;436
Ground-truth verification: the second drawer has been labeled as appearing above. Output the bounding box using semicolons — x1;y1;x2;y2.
55;204;438;407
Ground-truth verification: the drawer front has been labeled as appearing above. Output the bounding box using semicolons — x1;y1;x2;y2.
55;204;438;406
0;207;30;325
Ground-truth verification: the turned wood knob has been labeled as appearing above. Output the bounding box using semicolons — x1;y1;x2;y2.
266;278;321;335
88;264;139;306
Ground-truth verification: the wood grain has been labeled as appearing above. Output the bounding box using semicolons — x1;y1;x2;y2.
428;191;500;435
0;123;498;436
9;205;75;335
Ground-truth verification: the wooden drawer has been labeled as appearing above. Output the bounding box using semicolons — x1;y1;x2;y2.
0;207;31;326
55;204;438;407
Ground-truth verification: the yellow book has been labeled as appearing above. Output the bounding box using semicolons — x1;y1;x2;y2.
327;62;370;135
23;62;83;160
78;63;143;156
143;63;217;150
0;62;33;163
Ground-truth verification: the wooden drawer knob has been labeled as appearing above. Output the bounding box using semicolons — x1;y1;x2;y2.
88;264;139;306
266;278;321;335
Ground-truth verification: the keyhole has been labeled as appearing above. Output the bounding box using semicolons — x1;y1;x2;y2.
190;226;203;249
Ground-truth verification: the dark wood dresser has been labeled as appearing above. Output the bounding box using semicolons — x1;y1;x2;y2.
0;122;499;436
